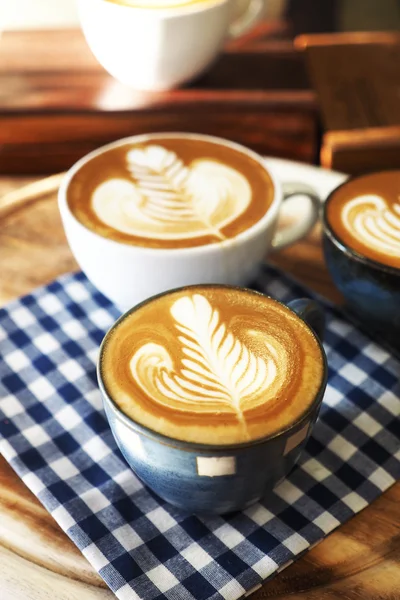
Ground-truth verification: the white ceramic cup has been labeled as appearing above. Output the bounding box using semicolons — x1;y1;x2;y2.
77;0;265;90
59;133;320;311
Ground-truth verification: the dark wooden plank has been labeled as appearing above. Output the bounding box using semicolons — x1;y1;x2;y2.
0;104;317;174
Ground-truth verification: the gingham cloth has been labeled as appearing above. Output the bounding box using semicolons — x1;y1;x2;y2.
0;266;399;600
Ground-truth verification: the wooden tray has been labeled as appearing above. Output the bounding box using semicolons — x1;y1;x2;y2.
0;174;399;599
0;29;318;175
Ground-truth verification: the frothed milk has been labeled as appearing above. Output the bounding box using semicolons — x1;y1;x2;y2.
326;171;400;269
67;135;274;249
100;286;325;445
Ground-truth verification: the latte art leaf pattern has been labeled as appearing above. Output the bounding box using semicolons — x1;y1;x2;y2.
91;145;252;241
130;294;284;436
342;194;400;257
102;286;324;444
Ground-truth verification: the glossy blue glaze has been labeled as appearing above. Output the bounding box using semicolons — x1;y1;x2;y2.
99;294;327;515
322;207;400;350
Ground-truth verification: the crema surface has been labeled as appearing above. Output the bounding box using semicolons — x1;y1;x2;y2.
67;136;274;249
100;287;324;445
327;171;400;270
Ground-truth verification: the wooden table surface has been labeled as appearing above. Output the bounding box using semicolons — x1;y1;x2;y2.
0;176;399;600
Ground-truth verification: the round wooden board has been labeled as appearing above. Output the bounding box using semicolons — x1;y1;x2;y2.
0;177;399;600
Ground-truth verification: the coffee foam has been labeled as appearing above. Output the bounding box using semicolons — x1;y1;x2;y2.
327;171;400;269
92;146;252;241
101;287;324;445
66;136;274;249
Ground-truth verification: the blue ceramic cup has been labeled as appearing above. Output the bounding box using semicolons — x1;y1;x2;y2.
322;175;400;352
98;290;327;514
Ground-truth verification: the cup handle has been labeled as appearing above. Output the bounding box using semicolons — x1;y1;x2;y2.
271;182;321;251
287;299;325;341
228;0;265;39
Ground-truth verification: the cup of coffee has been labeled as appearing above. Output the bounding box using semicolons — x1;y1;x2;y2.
77;0;264;90
98;284;327;514
323;170;400;346
59;132;320;310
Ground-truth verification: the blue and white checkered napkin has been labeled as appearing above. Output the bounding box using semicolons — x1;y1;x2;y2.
0;266;399;600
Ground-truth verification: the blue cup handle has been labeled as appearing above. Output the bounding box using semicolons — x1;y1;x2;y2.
287;299;325;342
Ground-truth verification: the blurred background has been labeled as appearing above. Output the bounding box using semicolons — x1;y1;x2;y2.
3;0;400;32
1;0;399;176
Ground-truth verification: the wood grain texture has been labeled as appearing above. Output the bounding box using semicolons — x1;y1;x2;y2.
297;32;400;174
0;29;317;174
321;127;400;174
0;176;399;600
296;32;400;130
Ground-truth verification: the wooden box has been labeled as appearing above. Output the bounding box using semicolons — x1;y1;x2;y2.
296;32;400;175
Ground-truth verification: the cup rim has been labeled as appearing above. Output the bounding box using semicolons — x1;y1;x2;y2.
58;131;281;256
97;283;328;452
322;170;400;276
97;0;228;17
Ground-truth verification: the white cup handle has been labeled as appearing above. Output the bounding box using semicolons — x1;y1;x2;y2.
271;182;321;251
229;0;265;39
